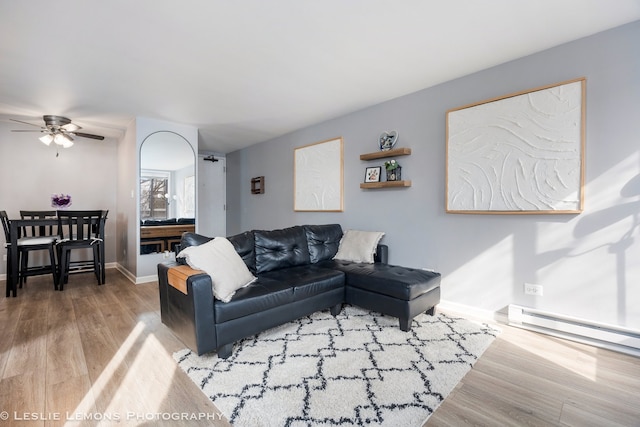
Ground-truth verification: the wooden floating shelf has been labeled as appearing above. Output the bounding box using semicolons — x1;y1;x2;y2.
360;180;412;189
360;147;412;161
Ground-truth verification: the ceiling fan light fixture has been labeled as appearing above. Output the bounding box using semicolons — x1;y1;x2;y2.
54;133;66;145
54;133;74;148
11;115;104;146
39;134;54;145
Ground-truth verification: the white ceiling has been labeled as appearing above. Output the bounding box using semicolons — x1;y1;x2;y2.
1;0;639;154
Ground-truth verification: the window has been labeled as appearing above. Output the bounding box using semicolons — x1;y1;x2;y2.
140;173;170;220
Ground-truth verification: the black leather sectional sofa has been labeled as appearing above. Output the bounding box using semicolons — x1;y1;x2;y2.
158;224;441;358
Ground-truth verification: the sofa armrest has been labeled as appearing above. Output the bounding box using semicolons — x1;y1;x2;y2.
158;262;218;355
375;244;388;264
166;265;204;294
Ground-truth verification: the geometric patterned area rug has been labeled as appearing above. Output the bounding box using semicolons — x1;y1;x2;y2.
174;305;500;426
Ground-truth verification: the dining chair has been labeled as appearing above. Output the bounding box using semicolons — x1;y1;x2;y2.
18;210;58;288
1;211;16;295
56;210;104;290
1;210;58;291
96;210;108;284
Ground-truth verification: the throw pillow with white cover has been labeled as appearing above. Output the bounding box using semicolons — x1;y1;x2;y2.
177;237;257;302
333;229;384;263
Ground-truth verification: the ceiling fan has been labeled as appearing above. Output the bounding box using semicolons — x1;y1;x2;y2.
11;115;105;148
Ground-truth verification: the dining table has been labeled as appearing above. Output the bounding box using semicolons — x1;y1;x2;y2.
5;216;106;297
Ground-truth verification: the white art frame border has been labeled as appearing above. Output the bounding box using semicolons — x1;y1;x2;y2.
446;78;586;214
294;137;344;212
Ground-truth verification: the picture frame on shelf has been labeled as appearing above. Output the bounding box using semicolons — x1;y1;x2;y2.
364;166;381;183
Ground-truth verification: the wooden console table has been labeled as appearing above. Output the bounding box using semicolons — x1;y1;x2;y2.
140;224;195;253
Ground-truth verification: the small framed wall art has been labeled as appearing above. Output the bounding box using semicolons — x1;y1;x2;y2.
364;166;381;183
251;176;265;194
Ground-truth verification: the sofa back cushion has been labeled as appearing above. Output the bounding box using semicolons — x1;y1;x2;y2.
227;230;256;273
178;232;257;272
177;237;257;303
254;226;311;273
179;232;213;251
303;224;343;263
333;229;385;263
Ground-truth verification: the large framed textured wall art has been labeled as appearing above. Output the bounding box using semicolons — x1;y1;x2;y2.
294;137;344;212
446;78;585;214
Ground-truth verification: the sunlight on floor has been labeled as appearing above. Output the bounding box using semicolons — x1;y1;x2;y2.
509;332;599;382
114;331;177;414
71;322;145;414
69;321;176;416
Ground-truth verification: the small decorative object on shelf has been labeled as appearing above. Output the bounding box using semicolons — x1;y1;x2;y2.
384;160;401;181
379;130;398;151
364;166;381;183
51;193;72;209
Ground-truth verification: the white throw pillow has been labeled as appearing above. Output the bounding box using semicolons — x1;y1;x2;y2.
333;230;384;263
177;237;257;302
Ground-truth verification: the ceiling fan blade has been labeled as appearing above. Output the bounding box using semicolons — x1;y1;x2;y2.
10;118;43;128
73;132;105;140
11;129;45;132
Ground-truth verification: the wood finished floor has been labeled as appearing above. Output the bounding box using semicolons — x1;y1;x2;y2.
1;270;638;427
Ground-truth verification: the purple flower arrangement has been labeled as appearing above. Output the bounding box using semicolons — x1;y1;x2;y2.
51;193;72;209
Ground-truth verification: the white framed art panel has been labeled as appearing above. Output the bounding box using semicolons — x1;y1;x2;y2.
294;137;344;212
446;78;585;214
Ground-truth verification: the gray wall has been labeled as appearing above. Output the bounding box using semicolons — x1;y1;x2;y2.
227;21;640;329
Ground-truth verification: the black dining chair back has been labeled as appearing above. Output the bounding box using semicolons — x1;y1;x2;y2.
0;210;10;244
89;210;109;284
19;210;57;238
2;210;58;290
17;210;58;288
0;211;14;288
56;210;105;289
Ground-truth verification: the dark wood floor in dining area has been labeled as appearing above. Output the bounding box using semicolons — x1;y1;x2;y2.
0;270;638;426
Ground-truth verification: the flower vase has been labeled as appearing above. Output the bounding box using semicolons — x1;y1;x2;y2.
51;194;72;209
386;166;401;181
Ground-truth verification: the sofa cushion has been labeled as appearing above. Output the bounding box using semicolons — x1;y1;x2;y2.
214;276;295;323
143;218;178;226
227;230;256;273
254;226;311;273
260;265;344;301
179;232;213;251
303;224;343;263
333;229;384;263
177;237;257;303
215;266;344;323
176;232;213;265
322;260;441;301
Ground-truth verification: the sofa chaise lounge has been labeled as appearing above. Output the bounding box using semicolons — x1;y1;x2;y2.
158;224;441;358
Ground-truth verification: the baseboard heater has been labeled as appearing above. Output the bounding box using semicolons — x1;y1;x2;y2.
508;304;640;357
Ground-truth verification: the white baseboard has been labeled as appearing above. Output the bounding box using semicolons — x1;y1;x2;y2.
0;262;154;286
1;263;119;283
114;264;137;283
135;274;158;284
437;300;509;325
113;264;156;284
